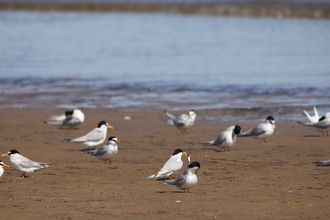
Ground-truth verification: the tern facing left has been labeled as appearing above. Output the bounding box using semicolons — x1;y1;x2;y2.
147;149;190;180
298;112;330;137
45;109;85;129
0;160;10;177
163;161;200;193
85;136;120;164
204;125;241;152
67;121;114;148
1;150;50;178
238;116;276;143
165;110;196;134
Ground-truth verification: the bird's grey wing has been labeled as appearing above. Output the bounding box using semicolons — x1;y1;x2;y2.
89;145;107;156
239;124;266;137
251;124;268;135
18;157;47;169
71;128;104;142
214;133;226;145
173;120;185;127
173;114;188;127
163;174;186;186
204;133;226;146
63;117;81;126
175;174;186;185
157;157;182;176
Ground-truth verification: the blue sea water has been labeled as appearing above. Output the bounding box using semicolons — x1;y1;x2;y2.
0;11;329;113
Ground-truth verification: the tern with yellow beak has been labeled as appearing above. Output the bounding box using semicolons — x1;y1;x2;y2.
148;149;190;180
67;121;114;148
85;136;120;164
1;150;50;178
238;116;276;143
165;110;196;134
162;161;200;193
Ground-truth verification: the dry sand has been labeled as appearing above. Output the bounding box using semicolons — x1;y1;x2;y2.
0;108;329;219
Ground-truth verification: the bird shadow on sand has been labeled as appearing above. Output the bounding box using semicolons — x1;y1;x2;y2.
201;147;225;153
303;135;323;138
155;177;171;181
156;190;190;194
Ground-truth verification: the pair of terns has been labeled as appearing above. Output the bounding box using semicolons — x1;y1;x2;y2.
147;149;200;193
203;116;276;151
65;121;119;164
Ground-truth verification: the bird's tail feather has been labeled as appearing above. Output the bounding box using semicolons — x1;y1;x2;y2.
147;173;158;179
203;141;215;146
49;115;66;121
297;121;313;127
45;121;63;126
162;179;175;185
165;110;176;120
237;132;251;137
40;163;50;168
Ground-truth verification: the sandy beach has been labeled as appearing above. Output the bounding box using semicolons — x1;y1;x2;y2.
0;108;329;219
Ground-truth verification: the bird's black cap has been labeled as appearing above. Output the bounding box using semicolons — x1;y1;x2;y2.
266;116;275;121
233;125;241;135
97;121;108;128
188;161;200;169
172;149;184;155
8;149;20;155
108;136;117;141
65;110;74;116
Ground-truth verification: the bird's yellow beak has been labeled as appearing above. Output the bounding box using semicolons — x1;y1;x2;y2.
1;153;8;157
3;163;10;168
115;140;120;144
195;169;198;174
273;123;276;129
107;125;114;129
182;151;189;156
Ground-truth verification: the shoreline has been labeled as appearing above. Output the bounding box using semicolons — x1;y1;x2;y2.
0;107;329;219
1;1;330;19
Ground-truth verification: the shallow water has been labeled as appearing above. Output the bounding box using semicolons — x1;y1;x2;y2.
0;11;329;114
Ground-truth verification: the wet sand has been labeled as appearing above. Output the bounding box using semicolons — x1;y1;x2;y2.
0;108;329;219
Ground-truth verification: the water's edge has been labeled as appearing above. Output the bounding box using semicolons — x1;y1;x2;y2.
1;1;330;19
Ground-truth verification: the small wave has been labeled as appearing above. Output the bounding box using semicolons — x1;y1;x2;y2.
0;76;329;111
